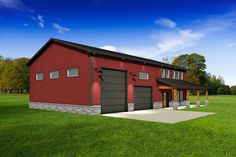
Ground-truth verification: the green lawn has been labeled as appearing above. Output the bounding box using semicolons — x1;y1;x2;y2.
0;95;236;157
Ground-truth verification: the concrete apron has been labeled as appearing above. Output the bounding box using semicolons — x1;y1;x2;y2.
103;108;215;124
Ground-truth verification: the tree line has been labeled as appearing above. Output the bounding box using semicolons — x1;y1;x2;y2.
172;53;236;95
0;54;235;95
0;56;30;94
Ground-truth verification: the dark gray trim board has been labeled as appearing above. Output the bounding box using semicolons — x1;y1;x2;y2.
90;55;94;106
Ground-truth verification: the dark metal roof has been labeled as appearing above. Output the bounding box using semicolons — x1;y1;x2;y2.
157;78;207;90
27;38;186;71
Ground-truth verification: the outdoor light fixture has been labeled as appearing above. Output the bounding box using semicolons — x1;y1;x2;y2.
95;68;103;73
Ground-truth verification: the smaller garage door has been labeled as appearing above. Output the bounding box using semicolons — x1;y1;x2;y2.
134;86;152;110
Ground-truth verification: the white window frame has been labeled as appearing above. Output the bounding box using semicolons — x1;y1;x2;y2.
172;70;176;79
180;72;184;80
36;73;44;80
67;68;79;77
166;69;170;78
50;71;59;79
138;72;149;80
176;71;180;80
161;69;165;78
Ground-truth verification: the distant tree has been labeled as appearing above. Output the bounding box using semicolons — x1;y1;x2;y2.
0;56;30;94
1;58;14;93
12;58;30;93
224;85;232;95
172;53;207;85
0;56;4;90
217;85;231;95
172;53;232;95
205;74;225;95
231;86;236;95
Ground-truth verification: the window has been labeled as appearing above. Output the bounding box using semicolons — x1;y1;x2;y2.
161;69;165;78
139;72;149;80
67;68;79;77
176;71;180;80
180;72;184;80
36;73;44;80
172;70;175;79
166;69;170;78
50;71;59;79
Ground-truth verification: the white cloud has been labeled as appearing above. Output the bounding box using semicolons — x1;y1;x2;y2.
200;11;236;34
37;15;44;28
119;10;236;59
226;43;236;47
23;23;29;27
110;28;204;59
52;23;70;34
31;15;45;28
154;29;205;55
100;45;118;51
155;18;176;29
98;29;205;60
0;0;24;10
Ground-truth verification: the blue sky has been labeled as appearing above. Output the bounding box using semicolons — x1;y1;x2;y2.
0;0;236;85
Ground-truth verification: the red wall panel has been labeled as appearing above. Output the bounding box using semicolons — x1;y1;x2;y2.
30;43;90;105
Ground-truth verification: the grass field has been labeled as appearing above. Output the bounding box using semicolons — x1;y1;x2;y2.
0;94;236;157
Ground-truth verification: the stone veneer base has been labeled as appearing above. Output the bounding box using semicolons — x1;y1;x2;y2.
196;100;200;106
153;101;163;109
170;101;179;110
185;100;190;108
128;103;134;111
29;102;101;115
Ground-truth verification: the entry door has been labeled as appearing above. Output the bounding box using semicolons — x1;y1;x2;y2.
101;69;127;114
162;92;170;108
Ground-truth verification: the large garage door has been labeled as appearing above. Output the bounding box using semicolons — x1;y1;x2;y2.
134;86;152;110
101;69;127;114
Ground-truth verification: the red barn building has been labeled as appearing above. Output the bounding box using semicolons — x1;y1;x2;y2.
28;38;208;115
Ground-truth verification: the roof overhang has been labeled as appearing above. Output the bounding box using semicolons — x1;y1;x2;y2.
157;78;208;90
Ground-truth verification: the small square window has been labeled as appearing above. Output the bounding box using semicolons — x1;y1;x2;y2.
50;71;59;79
67;68;79;77
172;70;175;79
166;70;170;78
139;72;149;80
161;69;165;78
36;73;44;80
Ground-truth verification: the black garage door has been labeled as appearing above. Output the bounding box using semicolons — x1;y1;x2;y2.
134;86;152;110
101;69;127;114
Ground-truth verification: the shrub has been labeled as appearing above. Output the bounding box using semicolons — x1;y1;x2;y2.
231;86;236;95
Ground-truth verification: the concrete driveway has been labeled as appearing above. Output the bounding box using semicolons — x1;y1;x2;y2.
103;109;215;124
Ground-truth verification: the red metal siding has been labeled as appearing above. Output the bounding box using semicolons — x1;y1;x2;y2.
92;55;185;105
30;43;90;105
